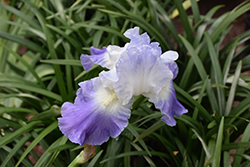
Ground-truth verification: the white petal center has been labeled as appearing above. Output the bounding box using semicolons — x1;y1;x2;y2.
96;86;122;113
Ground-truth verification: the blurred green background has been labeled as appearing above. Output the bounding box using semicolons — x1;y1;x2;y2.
1;0;250;166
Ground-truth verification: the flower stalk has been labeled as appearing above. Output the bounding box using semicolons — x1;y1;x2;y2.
68;144;96;167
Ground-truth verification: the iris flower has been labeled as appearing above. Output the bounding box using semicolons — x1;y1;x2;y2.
58;27;187;146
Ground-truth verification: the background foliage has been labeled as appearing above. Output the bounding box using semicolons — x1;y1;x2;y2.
1;0;250;166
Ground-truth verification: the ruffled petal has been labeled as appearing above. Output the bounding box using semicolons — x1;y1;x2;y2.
160;50;178;63
80;54;95;71
81;47;109;71
150;42;162;56
58;77;132;146
124;27;150;48
168;62;179;79
80;45;127;71
106;45;128;65
160;51;179;79
113;45;173;105
145;82;188;126
99;70;118;88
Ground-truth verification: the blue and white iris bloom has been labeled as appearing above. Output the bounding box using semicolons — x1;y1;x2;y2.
58;27;188;146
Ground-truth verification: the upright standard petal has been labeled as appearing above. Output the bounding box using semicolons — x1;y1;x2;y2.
114;45;173;105
109;27;187;126
58;77;132;146
80;27;161;72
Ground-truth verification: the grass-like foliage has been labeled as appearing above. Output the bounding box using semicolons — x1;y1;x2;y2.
1;0;250;166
